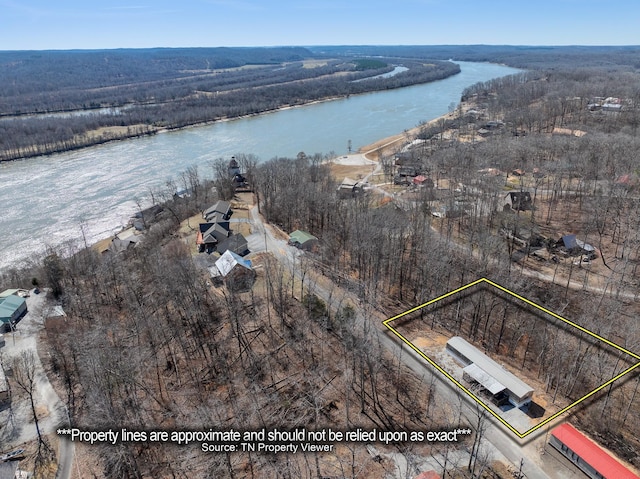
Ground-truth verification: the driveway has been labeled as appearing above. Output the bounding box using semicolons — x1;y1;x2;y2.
246;206;588;479
0;289;74;479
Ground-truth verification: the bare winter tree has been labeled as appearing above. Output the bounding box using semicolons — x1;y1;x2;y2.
10;350;55;475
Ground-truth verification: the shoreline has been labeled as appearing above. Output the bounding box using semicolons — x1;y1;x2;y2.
0;95;360;163
0;69;464;163
357;107;461;161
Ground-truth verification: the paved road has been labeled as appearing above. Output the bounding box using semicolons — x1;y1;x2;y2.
246;206;586;479
0;290;74;479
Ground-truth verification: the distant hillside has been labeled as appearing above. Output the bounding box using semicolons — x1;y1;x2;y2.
0;47;460;161
309;45;640;70
0;47;314;94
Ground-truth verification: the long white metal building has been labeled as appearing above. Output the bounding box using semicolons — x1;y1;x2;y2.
446;336;534;407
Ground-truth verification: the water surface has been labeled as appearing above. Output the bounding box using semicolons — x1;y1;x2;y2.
0;61;521;271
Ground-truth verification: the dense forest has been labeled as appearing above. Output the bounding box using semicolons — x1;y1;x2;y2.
247;60;640;468
311;45;640;70
0;47;459;161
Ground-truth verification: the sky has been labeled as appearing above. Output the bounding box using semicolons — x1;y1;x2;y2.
1;0;639;51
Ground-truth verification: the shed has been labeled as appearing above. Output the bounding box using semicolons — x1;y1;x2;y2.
215;250;256;292
289;230;318;251
446;336;533;407
0;295;27;331
549;423;640;479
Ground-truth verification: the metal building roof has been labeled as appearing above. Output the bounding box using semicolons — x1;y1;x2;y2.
463;363;506;395
0;289;20;298
0;295;26;315
289;230;317;245
215;250;252;277
447;336;533;401
551;423;640;479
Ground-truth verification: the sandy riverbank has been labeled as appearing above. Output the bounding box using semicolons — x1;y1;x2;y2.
358;107;461;161
324;104;466;182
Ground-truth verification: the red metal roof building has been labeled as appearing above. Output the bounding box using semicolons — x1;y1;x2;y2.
414;472;441;479
549;423;640;479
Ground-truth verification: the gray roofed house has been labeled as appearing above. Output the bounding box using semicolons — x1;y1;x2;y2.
217;233;249;256
110;227;141;253
202;223;230;244
446;336;534;407
560;234;595;252
203;200;232;221
204;211;229;225
557;234;597;259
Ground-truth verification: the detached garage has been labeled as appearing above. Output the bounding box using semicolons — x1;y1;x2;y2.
288;230;318;251
0;293;27;331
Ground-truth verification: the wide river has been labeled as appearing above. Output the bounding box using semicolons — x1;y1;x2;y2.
0;61;520;272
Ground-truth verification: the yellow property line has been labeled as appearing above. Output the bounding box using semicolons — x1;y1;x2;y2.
482;278;640;361
383;277;640;439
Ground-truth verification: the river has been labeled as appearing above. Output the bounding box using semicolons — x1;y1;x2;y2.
0;61;520;272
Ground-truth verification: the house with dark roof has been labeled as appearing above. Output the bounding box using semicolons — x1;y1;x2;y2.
337;177;366;199
217;233;249;256
197;222;231;253
203;200;232;222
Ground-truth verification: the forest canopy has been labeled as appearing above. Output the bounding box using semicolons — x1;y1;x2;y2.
0;46;460;161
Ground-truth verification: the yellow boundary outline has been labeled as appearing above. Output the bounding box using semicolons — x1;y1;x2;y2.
382;277;640;439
